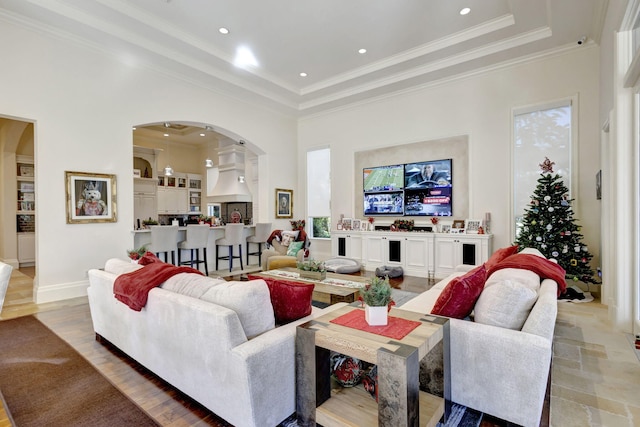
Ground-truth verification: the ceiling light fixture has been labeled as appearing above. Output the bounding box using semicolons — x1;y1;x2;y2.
219;27;229;35
234;46;258;68
164;122;171;128
460;7;471;15
358;48;367;54
200;133;206;137
299;72;308;77
164;136;173;176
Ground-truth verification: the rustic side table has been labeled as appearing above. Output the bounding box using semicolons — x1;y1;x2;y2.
296;305;450;426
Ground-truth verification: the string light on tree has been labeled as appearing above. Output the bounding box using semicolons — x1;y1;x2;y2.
514;157;599;284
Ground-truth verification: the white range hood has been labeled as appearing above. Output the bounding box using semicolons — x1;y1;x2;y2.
207;142;252;203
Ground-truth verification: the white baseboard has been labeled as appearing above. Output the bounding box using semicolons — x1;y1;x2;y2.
35;279;88;304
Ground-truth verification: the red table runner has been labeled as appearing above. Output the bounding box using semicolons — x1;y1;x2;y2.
330;309;421;340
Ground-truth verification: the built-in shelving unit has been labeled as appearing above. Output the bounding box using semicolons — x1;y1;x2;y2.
16;155;35;265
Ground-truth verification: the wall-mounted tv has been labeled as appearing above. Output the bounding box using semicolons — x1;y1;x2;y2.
363;164;404;193
364;191;404;215
362;159;452;217
404;159;453;216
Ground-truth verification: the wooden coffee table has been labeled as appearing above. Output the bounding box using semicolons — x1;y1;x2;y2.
296;305;450;426
248;267;368;305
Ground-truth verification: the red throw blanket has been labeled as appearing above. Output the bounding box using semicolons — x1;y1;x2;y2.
487;253;567;296
114;262;203;311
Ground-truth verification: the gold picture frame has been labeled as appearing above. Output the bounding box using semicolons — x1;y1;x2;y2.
66;171;117;224
275;188;293;218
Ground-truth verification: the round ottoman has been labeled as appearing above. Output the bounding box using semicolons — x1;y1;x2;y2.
375;265;404;278
323;258;361;274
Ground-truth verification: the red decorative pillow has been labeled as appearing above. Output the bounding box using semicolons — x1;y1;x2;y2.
485;245;519;270
263;278;313;324
431;265;487;319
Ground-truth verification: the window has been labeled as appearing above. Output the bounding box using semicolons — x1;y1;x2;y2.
307;148;331;238
513;100;573;239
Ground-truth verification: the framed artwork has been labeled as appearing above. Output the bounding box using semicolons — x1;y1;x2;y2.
337;223;343;230
352;219;361;231
275;188;293;218
452;219;465;229
596;170;602;200
441;224;451;233
465;219;482;234
342;218;353;230
66;171;117;224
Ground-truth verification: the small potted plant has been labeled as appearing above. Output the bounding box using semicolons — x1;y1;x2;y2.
142;217;159;228
359;276;394;325
296;259;326;281
127;245;148;263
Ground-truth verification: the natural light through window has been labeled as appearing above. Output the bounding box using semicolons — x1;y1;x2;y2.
513;101;572;239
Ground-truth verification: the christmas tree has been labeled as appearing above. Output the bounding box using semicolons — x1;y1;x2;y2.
515;157;599;284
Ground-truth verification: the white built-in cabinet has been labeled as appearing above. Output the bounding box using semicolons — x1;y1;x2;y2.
134;178;157;225
433;234;492;277
187;174;202;214
332;230;492;278
331;233;363;260
16;155;35;265
157;173;188;214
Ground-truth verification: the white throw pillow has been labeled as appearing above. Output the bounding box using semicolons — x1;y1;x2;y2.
518;247;546;258
199;280;275;338
161;273;225;299
104;258;143;275
485;268;541;293
474;279;538;330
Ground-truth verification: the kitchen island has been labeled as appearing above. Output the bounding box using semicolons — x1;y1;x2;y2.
133;225;257;272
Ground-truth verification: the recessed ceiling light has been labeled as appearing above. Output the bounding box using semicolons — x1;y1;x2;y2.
200;133;206;137
234;46;258;68
460;7;471;15
164;133;169;137
358;48;367;54
219;27;229;35
132;127;136;130
299;72;308;77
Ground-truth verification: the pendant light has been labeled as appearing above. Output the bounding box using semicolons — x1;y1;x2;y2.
164;128;173;176
204;126;214;168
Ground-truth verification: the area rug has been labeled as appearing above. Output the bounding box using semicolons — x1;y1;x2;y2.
0;316;160;427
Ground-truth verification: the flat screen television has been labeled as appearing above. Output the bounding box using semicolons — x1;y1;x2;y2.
364;191;404;215
363;164;404;193
404;159;453;216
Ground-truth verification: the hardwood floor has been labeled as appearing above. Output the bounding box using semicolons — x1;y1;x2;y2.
0;268;526;426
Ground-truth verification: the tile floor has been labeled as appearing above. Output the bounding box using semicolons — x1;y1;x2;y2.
551;299;640;426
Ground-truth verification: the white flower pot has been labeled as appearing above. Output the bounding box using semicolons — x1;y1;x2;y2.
365;305;388;326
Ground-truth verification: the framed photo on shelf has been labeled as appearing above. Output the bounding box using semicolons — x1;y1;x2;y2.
342;218;353;230
352;219;361;231
66;171;117;224
452;219;465;229
275;188;293;218
441;224;451;233
465;219;482;234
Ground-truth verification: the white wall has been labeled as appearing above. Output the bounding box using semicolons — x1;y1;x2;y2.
0;21;298;302
299;46;601;265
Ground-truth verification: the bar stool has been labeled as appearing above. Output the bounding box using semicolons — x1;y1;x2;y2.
246;222;272;266
148;225;179;264
177;224;210;275
215;223;244;272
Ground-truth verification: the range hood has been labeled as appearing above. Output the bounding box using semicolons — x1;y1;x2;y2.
207;142;252;203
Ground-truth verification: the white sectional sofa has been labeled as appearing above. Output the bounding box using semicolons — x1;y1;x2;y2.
398;248;559;427
87;258;345;427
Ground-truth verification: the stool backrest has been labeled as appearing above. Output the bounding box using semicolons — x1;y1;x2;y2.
0;261;13;315
222;223;245;245
149;225;179;252
253;222;272;242
185;224;210;248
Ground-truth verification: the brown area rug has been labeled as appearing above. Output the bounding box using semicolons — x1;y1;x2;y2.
0;316;159;427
